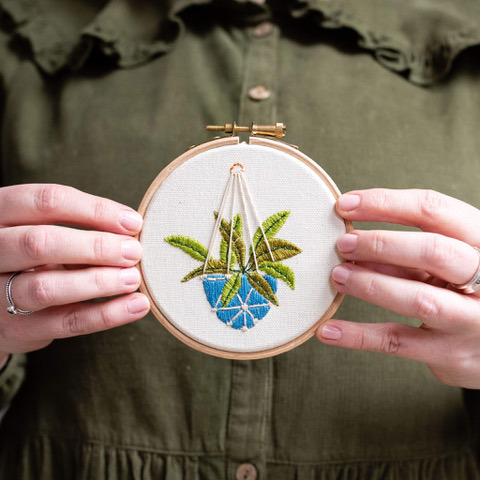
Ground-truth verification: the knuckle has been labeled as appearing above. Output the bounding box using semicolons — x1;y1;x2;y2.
412;287;440;322
419;190;446;225
92;269;109;292
61;308;86;336
29;275;54;306
372;189;390;212
93;234;110;262
353;329;367;350
97;305;114;331
379;326;400;354
34;184;67;215
371;231;386;256
93;197;109;222
422;235;453;269
22;226;51;261
364;276;379;301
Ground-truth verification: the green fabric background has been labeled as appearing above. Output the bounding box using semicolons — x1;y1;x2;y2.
0;1;480;478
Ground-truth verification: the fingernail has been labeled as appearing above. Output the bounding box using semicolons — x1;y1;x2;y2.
338;194;360;211
332;265;351;285
122;240;142;260
128;295;150;314
321;325;342;340
120;267;141;285
337;233;357;253
121;211;143;232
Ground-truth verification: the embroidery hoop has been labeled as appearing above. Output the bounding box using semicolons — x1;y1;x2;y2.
138;126;352;360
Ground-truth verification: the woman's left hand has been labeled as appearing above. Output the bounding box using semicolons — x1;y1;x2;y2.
316;188;480;388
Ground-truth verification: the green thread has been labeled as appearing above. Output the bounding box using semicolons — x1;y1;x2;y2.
164;235;208;262
165;210;302;307
218;213;242;267
221;272;242;307
254;238;302;266
247;272;279;306
181;259;228;282
259;261;295;290
218;217;246;270
252;210;290;252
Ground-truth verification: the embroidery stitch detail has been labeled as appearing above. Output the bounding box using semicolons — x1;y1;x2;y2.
164;167;302;331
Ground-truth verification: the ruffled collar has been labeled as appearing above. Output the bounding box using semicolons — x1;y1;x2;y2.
1;0;480;85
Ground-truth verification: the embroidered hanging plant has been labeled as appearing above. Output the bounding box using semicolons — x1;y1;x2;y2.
165;211;302;331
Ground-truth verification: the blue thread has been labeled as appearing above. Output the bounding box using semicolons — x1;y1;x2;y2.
203;274;277;330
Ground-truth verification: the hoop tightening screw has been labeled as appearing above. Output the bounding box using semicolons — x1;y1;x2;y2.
205;122;286;139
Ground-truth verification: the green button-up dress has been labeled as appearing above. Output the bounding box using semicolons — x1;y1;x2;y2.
1;0;480;478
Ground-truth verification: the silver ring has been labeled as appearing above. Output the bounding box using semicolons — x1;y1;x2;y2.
6;272;33;315
450;246;480;294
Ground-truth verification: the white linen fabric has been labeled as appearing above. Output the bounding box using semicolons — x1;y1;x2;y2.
141;142;346;354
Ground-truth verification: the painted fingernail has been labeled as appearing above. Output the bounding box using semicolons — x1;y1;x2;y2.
321;325;342;340
121;211;143;232
338;194;360;211
337;233;357;253
122;240;142;260
120;267;141;285
128;295;150;314
332;265;351;285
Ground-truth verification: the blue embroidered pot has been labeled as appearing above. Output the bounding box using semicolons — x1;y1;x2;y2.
203;274;277;330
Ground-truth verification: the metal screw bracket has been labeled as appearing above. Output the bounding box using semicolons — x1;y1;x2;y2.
206;122;286;139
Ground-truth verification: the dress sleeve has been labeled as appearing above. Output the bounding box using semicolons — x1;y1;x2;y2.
0;354;26;409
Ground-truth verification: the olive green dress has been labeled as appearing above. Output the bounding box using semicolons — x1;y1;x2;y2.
1;0;480;478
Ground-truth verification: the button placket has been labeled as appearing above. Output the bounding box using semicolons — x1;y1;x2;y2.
238;23;279;125
226;22;278;480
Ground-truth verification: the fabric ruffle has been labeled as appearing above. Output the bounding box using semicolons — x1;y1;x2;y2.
0;434;479;480
1;0;480;84
291;0;480;86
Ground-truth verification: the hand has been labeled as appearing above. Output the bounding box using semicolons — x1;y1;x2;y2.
316;189;480;388
0;184;150;362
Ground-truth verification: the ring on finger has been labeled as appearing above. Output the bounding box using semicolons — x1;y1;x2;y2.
450;246;480;294
6;272;33;315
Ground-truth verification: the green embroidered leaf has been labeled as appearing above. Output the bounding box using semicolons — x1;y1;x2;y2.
181;260;228;282
220;240;236;266
247;273;279;306
252;211;290;253
259;261;296;290
164;235;208;262
218;218;246;270
255;238;302;265
215;212;242;267
221;273;242;307
232;213;243;237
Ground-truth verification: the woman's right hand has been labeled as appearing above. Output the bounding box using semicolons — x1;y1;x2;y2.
0;184;150;363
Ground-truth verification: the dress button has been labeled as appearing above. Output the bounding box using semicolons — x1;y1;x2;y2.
235;463;258;480
248;85;271;101
253;21;273;38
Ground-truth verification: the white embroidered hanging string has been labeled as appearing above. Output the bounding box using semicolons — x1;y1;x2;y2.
239;171;275;264
203;172;234;275
203;163;275;277
237;171;259;271
226;172;237;275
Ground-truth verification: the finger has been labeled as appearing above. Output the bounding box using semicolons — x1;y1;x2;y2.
337;230;479;285
336;189;480;246
354;261;436;284
317;319;433;363
0;226;142;271
331;263;480;330
1;267;141;312
7;293;150;342
0;184;143;234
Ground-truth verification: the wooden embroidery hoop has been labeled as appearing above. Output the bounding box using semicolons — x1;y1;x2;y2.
138;125;352;360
